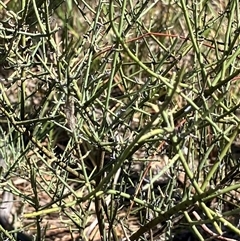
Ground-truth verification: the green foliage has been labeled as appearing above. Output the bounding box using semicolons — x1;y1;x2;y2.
0;0;240;240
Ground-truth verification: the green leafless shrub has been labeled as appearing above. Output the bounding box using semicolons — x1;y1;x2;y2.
0;0;240;241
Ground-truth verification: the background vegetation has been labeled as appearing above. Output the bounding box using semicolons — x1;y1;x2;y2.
0;0;240;240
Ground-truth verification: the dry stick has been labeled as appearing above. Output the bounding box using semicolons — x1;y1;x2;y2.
126;163;151;218
192;211;237;241
93;31;224;60
119;220;131;241
94;150;105;240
